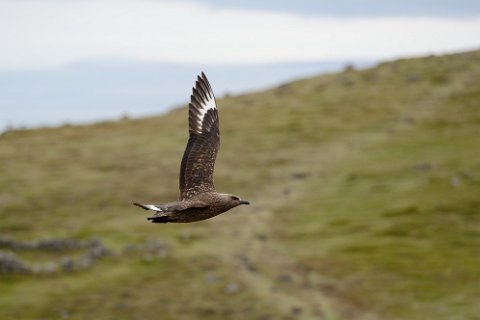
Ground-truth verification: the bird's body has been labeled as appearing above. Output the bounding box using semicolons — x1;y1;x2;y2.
133;73;249;223
135;192;245;223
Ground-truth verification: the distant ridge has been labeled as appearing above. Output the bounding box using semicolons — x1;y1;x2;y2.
0;60;371;131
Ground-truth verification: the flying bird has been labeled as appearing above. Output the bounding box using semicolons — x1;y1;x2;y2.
133;73;250;223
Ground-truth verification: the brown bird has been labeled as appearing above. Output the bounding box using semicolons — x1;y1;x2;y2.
133;72;250;223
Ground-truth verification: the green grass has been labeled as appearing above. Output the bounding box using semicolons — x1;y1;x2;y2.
1;49;480;319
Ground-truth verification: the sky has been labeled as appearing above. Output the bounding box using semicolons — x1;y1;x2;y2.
1;0;479;70
0;0;479;129
179;0;480;17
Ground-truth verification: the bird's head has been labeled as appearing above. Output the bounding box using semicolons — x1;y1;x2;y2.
220;193;250;207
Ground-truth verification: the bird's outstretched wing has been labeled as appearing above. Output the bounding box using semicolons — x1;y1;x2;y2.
179;72;220;200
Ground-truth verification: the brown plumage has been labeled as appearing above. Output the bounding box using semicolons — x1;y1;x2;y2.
133;72;249;223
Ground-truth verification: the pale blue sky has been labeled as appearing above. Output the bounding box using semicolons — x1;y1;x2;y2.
180;0;480;17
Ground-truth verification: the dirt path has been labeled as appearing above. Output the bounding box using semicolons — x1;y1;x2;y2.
211;131;390;319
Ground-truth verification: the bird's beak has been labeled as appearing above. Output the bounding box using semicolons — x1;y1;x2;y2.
240;200;250;205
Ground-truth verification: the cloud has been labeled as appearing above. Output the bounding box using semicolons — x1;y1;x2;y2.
0;0;479;70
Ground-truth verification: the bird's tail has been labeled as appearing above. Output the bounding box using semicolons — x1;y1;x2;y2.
147;215;172;224
133;202;166;212
133;203;173;223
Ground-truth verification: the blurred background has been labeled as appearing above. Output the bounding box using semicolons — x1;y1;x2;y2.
1;1;479;319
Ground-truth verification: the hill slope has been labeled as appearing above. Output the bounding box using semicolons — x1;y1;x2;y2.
1;50;480;319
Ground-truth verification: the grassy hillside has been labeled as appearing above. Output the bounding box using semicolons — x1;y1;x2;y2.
1;49;480;319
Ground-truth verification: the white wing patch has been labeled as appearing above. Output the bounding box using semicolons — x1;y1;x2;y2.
145;205;162;211
196;93;217;130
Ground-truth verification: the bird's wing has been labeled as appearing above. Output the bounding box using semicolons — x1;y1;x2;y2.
179;72;220;200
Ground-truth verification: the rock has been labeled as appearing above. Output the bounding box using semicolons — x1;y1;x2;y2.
412;162;433;172
143;253;153;262
277;274;292;283
255;234;268;242
43;262;58;274
122;244;138;254
143;238;169;258
225;281;239;294
291;172;308;180
451;176;461;188
87;245;109;259
238;255;257;273
31;264;43;274
0;251;30;274
86;238;102;248
0;237;109;274
76;257;93;269
60;309;70;319
406;73;421;82
60;257;75;272
205;272;217;284
0;236;14;248
291;306;302;316
179;230;192;242
157;247;168;258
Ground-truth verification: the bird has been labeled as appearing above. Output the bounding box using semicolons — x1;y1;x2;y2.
133;72;250;223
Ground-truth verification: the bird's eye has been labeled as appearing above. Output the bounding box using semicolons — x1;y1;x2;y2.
231;196;239;201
